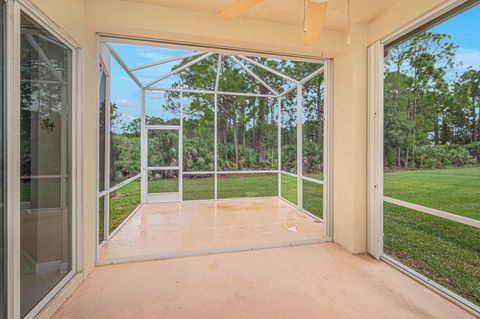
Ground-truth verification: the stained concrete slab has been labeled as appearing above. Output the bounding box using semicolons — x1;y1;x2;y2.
55;243;475;319
99;198;324;261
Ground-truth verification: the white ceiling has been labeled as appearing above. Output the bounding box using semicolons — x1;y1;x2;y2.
121;0;398;30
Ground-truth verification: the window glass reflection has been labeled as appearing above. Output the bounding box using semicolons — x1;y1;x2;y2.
20;13;73;317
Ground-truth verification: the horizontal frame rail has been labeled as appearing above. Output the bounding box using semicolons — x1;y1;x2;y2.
182;171;215;175
280;171;297;178
146;166;180;171
144;52;214;88
279;66;325;97
238;56;299;84
146;125;180;130
20;175;67;179
97;236;331;266
383;196;480;229
301;175;324;185
129;51;204;72
229;55;278;95
98;173;142;198
147;87;278;98
217;170;278;175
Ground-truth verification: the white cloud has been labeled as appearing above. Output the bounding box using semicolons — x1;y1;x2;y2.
115;98;132;106
454;47;480;72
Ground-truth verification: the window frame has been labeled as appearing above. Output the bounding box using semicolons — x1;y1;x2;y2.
5;1;82;318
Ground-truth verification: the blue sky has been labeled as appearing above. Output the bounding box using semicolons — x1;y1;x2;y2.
430;4;480;73
109;44;193;127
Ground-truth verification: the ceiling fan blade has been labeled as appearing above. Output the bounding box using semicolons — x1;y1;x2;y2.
303;1;328;44
221;0;265;20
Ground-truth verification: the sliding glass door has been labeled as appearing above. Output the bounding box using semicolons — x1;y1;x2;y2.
0;2;5;319
19;11;73;317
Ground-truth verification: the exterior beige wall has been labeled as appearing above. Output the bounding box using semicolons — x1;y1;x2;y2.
22;0;451;316
332;24;368;253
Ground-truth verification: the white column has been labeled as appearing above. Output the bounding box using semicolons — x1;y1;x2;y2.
324;59;334;239
277;96;282;197
214;93;218;200
179;92;183;201
104;78;111;239
367;41;384;258
140;89;147;203
296;84;303;209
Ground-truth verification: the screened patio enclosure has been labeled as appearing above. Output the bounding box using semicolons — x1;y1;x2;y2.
97;39;332;259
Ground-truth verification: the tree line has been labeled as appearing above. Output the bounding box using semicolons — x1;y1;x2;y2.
108;54;326;185
384;31;480;169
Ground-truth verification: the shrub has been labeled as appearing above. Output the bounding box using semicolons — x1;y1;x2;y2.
415;144;475;169
466;142;480;163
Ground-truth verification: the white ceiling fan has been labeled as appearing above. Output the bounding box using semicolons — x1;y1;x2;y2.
220;0;329;44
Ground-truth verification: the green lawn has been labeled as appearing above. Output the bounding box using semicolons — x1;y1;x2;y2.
108;179;141;233
303;179;323;218
280;174;323;218
281;174;297;205
148;174;279;199
217;174;278;199
385;167;480;220
384;166;480;306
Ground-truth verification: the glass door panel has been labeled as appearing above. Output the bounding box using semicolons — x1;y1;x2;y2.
0;3;5;318
20;12;73;317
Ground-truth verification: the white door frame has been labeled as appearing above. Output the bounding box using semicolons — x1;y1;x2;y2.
5;1;82;318
145;125;182;203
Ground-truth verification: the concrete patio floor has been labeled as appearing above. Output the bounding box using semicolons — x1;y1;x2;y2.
55;243;474;319
99;198;325;263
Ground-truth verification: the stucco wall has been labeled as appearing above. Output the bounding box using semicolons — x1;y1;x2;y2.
332;23;368;253
24;0;451;317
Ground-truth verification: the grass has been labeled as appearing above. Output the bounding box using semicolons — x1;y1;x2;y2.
108;179;141;233
183;176;215;200
281;174;323;218
384;166;480;306
217;174;278;199
148;174;279;199
281;174;297;205
303;180;323;218
384;167;480;220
